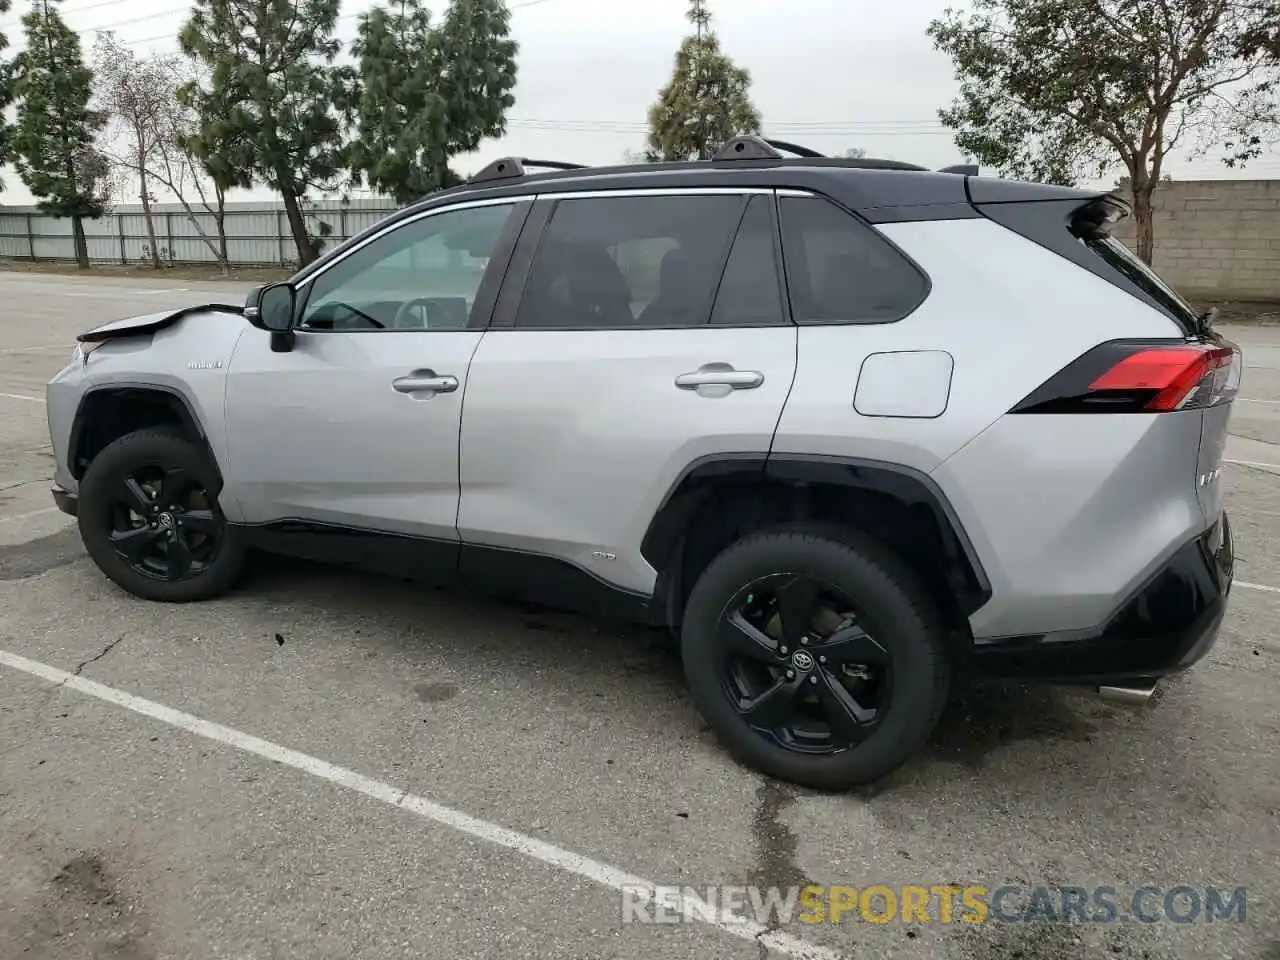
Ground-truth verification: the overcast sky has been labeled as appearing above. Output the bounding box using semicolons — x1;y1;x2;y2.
1;0;1277;207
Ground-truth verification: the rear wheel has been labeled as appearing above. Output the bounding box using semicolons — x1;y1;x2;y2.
77;428;246;602
680;526;950;790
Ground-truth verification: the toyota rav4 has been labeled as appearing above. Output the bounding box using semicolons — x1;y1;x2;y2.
44;137;1239;789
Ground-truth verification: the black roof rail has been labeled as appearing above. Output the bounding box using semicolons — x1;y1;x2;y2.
762;138;825;158
939;163;979;176
712;135;827;161
468;156;588;185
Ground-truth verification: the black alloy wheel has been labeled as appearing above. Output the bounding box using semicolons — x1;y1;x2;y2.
77;428;247;602
680;527;950;790
719;573;891;754
104;464;221;582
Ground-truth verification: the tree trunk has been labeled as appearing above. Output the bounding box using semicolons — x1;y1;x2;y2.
215;183;229;276
278;183;313;267
139;167;162;270
174;199;228;274
71;216;89;270
1132;182;1156;266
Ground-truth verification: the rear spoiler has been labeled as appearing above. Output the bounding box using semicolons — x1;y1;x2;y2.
1068;195;1131;238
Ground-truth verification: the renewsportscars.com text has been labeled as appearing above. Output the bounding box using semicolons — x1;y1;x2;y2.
621;884;1247;926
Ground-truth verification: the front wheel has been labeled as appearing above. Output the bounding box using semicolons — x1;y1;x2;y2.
77;428;247;602
680;526;950;790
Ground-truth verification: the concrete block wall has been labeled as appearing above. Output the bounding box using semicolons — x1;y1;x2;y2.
1110;179;1280;301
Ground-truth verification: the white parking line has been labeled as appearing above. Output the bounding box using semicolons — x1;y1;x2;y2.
1237;580;1280;595
0;506;58;524
1237;398;1280;405
0;649;843;960
0;344;71;355
0;391;44;403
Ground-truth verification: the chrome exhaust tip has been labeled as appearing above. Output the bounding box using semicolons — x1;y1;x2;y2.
1097;680;1158;706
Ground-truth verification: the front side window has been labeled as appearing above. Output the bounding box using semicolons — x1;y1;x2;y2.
514;194;746;330
299;202;518;331
778;196;928;324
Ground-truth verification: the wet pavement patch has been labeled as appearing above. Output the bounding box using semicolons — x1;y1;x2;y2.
747;779;811;892
414;681;460;703
2;848;155;960
0;526;84;581
927;680;1099;768
950;918;1176;960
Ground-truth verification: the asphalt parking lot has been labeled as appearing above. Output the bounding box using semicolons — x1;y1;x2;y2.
0;269;1277;960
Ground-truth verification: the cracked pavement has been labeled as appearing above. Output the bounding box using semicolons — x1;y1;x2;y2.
70;636;127;677
0;273;1278;960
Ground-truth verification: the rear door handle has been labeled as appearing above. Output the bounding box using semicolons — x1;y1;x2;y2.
392;371;458;394
675;364;765;391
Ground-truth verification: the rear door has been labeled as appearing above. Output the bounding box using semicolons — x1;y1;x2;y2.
456;188;798;596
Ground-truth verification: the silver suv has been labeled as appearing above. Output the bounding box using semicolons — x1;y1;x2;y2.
45;138;1240;789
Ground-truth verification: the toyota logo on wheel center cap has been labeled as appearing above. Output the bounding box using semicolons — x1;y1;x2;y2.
158;512;175;529
790;649;815;672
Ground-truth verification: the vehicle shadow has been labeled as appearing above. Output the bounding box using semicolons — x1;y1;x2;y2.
238;553;1107;776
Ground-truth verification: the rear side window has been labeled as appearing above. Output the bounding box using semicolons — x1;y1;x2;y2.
710;195;787;327
778;196;928;324
514;194;744;329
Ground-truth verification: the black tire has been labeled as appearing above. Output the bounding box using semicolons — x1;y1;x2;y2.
680;525;950;790
77;427;246;602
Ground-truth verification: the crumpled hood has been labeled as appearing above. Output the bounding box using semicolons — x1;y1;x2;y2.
78;303;244;343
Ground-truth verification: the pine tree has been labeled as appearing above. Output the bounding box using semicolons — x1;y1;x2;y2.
350;0;517;204
0;0;15;187
646;0;761;162
179;0;355;266
12;0;108;268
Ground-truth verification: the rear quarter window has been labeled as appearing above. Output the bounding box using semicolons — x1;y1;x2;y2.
777;195;929;324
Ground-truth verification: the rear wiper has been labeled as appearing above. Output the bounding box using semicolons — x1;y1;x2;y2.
1195;306;1218;337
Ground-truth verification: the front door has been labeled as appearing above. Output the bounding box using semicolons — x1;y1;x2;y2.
223;199;528;545
458;189;798;596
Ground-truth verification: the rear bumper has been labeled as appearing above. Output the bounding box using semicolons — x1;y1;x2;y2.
970;513;1233;684
51;483;78;517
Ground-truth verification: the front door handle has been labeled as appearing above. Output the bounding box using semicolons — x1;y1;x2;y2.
392;371;458;394
675;363;765;394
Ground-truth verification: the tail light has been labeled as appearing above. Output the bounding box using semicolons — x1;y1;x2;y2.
1012;339;1242;414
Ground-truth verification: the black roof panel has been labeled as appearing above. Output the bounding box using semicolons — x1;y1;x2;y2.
292;157;1102;284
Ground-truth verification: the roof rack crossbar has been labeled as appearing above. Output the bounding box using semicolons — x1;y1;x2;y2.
468;156;589;185
762;138;825;159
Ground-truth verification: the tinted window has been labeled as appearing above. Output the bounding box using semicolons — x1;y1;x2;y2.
710;195;786;326
778;196;927;324
300;203;517;331
515;194;745;329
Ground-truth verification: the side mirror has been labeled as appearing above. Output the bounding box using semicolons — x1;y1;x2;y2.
245;282;298;352
255;282;296;332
